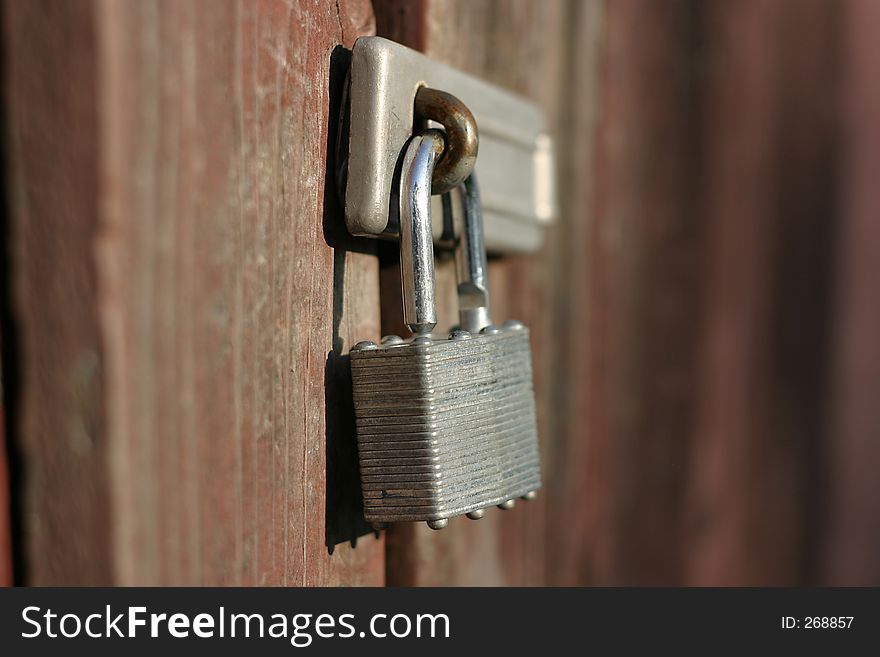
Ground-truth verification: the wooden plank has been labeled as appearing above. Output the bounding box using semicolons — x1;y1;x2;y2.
556;0;841;585
4;0;113;585
377;0;867;587
560;0;848;585
682;0;840;585
822;0;880;585
7;0;876;589
550;0;711;585
375;0;570;586
5;0;383;585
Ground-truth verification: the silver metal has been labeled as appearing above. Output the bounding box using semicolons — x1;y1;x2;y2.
498;500;516;510
350;325;542;523
345;36;555;254
399;130;444;335
521;490;538;501
349;128;542;528
453;174;492;332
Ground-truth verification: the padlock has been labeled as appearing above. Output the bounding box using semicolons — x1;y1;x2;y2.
349;129;542;530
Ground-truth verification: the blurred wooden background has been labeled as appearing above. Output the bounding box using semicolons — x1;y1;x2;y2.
1;0;878;585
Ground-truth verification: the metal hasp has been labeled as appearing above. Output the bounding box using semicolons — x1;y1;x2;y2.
344;36;556;254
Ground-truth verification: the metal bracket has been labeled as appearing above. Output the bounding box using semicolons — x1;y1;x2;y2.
342;37;556;254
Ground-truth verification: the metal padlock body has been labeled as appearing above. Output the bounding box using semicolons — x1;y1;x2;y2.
351;323;541;522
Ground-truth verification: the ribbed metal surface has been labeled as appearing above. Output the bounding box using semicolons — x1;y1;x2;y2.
350;324;541;523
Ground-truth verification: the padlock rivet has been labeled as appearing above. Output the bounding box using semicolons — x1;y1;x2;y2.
353;340;378;352
466;509;485;520
502;320;525;331
427;518;448;530
381;335;405;346
412;336;433;346
449;329;472;341
521;491;538;501
498;499;516;510
480;325;501;335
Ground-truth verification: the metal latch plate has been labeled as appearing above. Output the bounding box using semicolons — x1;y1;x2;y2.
344;37;555;254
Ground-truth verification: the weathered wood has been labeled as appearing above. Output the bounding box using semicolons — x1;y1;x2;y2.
4;0;113;585
378;0;876;587
822;0;880;585
5;0;383;585
682;0;841;585
5;0;878;588
545;0;710;585
376;0;570;586
557;0;843;585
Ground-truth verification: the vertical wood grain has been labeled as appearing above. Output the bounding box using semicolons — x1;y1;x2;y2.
4;0;113;584
562;0;843;585
376;0;875;587
556;0;707;585
4;0;877;588
822;0;880;585
683;0;840;585
4;0;383;585
376;0;571;586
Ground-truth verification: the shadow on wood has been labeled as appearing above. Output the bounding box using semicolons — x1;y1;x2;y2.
323;44;377;553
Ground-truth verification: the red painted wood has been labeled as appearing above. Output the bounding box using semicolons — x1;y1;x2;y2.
681;0;841;585
4;0;878;588
4;0;114;584
376;0;879;587
375;0;566;586
822;0;880;585
4;0;383;585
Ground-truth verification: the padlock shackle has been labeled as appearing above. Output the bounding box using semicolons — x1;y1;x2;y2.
454;173;492;333
414;87;479;195
399;130;445;335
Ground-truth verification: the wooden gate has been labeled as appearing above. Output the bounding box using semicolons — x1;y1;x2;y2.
2;0;878;586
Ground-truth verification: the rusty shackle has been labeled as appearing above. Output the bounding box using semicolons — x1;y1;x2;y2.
414;87;479;195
